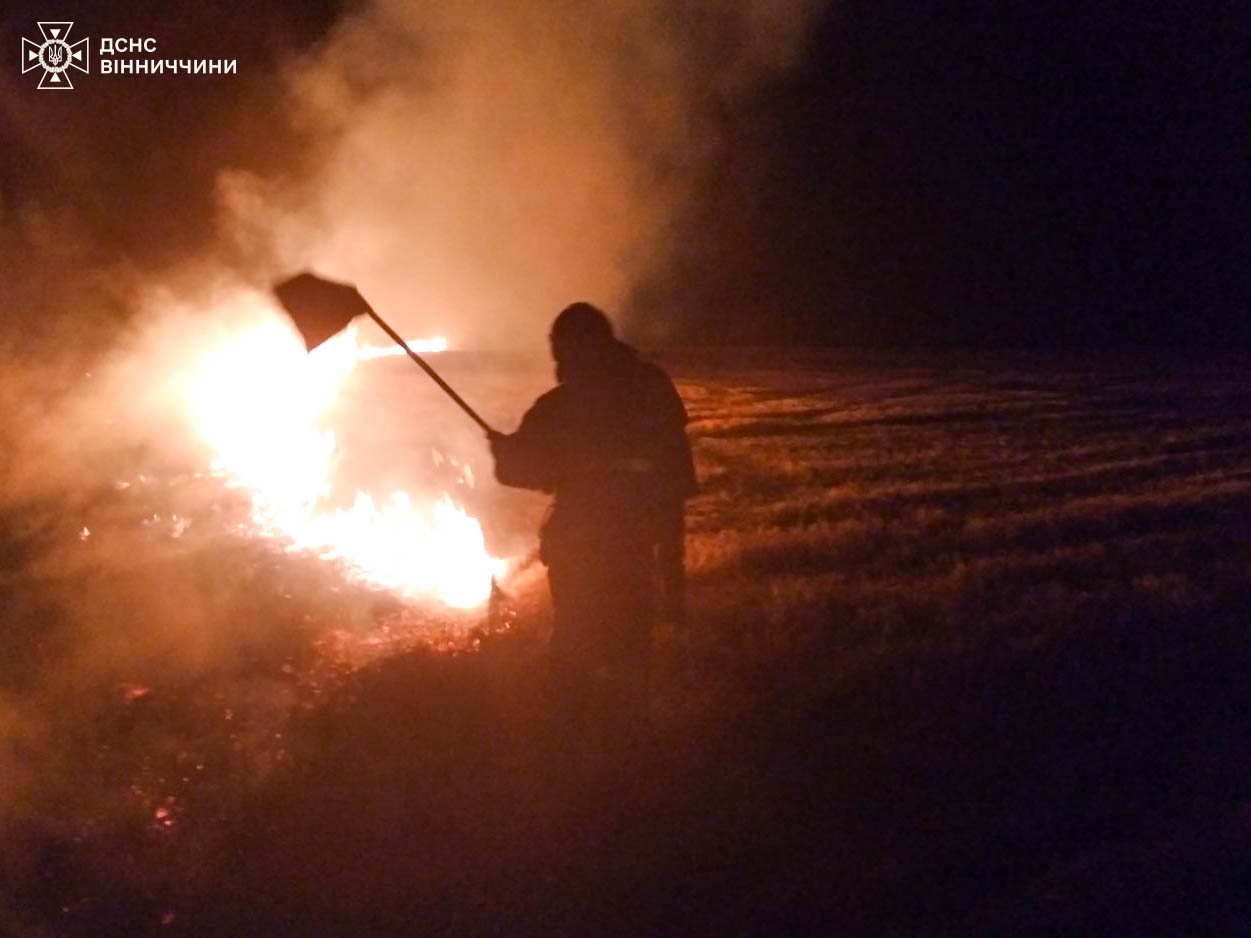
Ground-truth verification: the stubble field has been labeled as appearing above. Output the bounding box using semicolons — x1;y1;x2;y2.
2;348;1250;936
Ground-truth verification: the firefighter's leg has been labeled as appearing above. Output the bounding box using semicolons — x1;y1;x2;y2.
591;545;654;741
545;557;599;738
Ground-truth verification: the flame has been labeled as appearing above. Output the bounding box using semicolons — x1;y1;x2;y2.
356;336;449;358
187;311;503;608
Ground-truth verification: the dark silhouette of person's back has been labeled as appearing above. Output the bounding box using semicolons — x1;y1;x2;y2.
489;303;695;724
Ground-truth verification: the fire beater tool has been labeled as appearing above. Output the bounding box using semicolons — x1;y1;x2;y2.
274;272;495;434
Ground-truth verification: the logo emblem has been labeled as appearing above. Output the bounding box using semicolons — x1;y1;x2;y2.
21;22;89;89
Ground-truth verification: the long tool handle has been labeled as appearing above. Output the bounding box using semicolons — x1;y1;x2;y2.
366;309;496;435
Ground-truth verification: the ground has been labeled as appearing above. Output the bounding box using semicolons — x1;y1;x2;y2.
2;349;1249;936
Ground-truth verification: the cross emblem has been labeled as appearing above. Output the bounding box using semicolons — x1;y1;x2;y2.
21;22;89;90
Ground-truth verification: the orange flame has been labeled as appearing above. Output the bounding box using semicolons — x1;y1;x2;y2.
187;309;504;608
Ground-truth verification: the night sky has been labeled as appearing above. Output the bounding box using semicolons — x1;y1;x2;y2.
1;0;1246;349
639;1;1249;346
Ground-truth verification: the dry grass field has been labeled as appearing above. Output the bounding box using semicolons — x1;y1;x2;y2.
2;348;1249;936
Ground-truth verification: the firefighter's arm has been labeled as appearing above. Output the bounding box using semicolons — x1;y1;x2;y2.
487;396;559;492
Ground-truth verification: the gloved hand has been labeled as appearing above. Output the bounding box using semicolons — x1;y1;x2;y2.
485;429;507;458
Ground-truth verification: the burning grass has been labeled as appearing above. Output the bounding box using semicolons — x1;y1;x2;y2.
2;348;1250;936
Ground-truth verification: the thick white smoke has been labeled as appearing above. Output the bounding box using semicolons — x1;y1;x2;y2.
218;0;828;345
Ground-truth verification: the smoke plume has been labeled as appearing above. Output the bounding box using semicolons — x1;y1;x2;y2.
219;0;828;345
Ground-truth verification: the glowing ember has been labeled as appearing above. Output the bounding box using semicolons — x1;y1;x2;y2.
187;310;503;608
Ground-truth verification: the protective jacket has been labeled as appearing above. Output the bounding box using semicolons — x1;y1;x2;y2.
492;341;696;565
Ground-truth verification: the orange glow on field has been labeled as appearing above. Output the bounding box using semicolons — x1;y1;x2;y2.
187;312;503;608
356;336;449;358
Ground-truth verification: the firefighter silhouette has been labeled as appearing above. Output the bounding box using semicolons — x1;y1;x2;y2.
489;303;696;720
